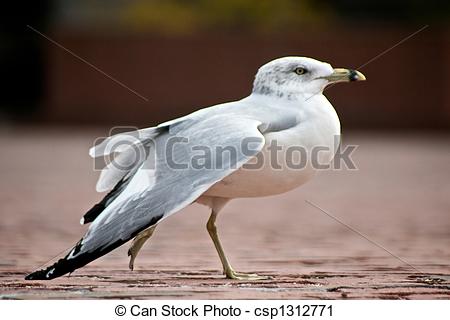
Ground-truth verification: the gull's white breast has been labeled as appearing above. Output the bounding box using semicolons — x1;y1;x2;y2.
204;95;341;198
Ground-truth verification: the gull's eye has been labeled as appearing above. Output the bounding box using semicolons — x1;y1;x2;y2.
294;67;307;75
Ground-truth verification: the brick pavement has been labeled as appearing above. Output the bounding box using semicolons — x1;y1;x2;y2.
0;129;449;299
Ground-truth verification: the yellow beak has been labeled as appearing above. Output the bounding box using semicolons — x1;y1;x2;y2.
322;68;366;82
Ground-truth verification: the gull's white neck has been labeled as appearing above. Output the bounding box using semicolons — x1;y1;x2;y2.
246;91;341;139
247;91;330;110
252;86;319;102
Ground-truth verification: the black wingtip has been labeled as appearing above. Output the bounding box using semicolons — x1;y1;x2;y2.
25;270;46;280
24;236;130;281
25;257;75;280
25;239;85;280
26;212;163;280
24;273;34;280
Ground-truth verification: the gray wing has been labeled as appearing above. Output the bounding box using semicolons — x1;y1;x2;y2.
24;97;300;280
89;97;298;193
70;114;266;258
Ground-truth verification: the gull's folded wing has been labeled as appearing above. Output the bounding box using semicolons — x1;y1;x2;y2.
26;115;266;279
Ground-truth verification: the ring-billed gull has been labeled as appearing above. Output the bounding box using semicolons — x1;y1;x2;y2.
26;56;365;280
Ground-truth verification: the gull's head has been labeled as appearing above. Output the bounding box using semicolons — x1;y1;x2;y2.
252;56;366;99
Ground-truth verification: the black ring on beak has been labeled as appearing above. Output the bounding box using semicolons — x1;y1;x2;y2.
349;69;359;82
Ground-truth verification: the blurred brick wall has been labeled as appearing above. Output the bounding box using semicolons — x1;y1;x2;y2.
42;26;450;129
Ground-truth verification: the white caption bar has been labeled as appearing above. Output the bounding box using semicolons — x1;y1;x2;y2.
0;300;448;320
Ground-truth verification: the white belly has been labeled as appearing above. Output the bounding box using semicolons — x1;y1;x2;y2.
204;107;341;198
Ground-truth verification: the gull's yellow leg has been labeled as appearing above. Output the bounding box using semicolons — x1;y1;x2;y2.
206;209;269;280
128;225;157;270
